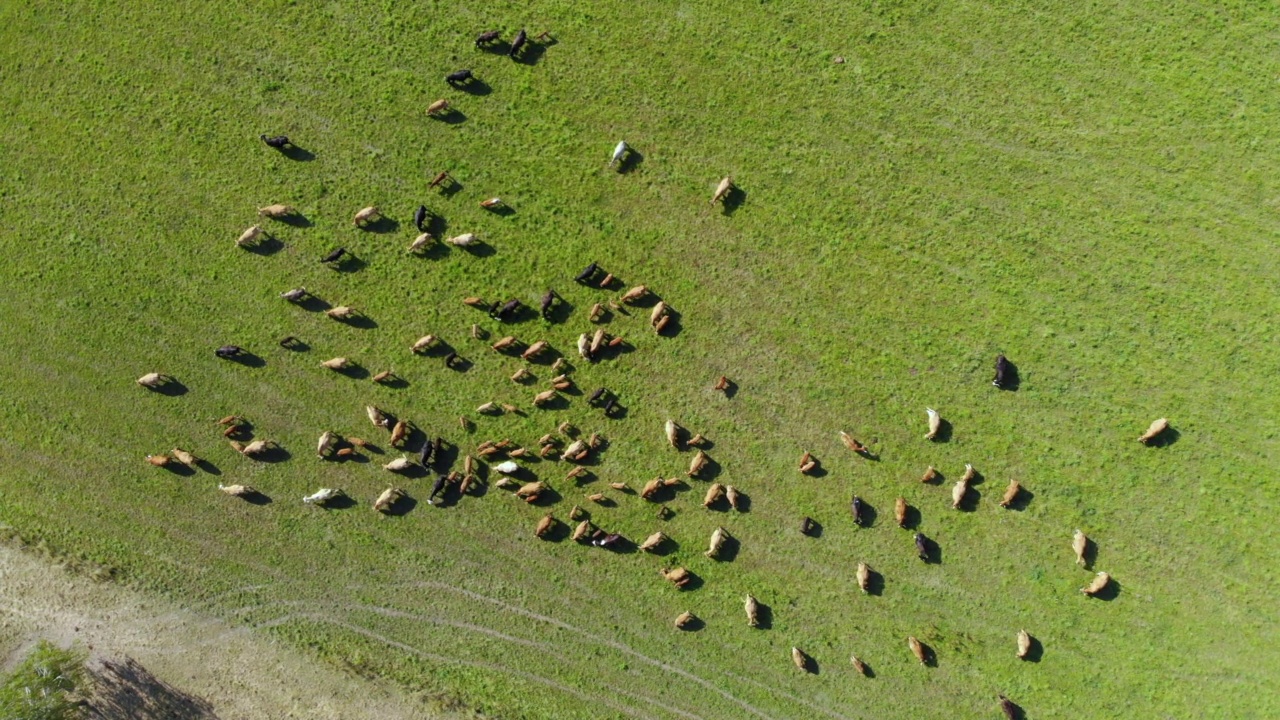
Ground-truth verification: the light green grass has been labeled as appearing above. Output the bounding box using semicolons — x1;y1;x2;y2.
0;641;84;720
1;0;1278;717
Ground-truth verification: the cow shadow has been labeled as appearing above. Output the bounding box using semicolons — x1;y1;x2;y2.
720;379;738;399
801;518;822;537
603;402;628;420
617;148;644;174
280;145;315;162
362;216;399;234
383;493;418;517
1081;537;1099;570
693;455;722;481
425;213;449;237
587;496;615;508
277;213;313;228
540;520;572;542
901;504;922;530
484;203;516;217
161;462;196;477
797;653;819;675
480;41;512;55
414;241;452;261
1145;426;1180;448
856;660;875;678
529;487;562;506
245;236;285;256
996;360;1021;391
922;468;944;485
279;337;308;352
999;698;1026;720
376;374;410;389
921;537;943;564
334;364;371;380
458;79;492;96
930;419;953;443
435;109;467;125
958;487;983;513
194;460;220;475
542;298;574;325
854;500;877;528
865;568;885;596
917;641;938;667
253;445;291;463
710;534;740;562
241;490;272;505
1007;487;1034;511
656;309;683;338
513;43;546;66
331;254;367;274
320;494;357;510
752;601;773;629
803;463;828;478
225;352;266;369
1091;576;1121;601
296;295;332;313
146;378;188;396
1021;635;1044;663
438;180;464;199
645;536;677;555
720;186;746;216
459;240;496;257
336;314;378;330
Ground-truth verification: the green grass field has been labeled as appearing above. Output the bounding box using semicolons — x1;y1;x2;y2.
2;0;1278;717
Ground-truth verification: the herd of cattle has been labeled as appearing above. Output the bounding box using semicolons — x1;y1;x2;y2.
129;28;1173;719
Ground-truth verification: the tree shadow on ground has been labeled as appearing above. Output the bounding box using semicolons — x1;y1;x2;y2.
81;656;218;720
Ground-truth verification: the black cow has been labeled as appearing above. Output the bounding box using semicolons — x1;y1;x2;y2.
419;440;433;466
414;204;429;233
540;289;558;318
588;387;608;405
494;299;521;321
993;354;1010;388
851;495;864;526
475;30;500;47
444;351;459;367
914;533;929;562
215;345;243;359
320;247;347;264
601;398;617;415
445;69;474;86
428;474;448;505
800;516;816;536
575;262;599;284
260;134;291;149
594;532;624;549
509;29;527;58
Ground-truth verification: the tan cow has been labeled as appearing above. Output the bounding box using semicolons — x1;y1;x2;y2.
639;531;667;552
352;206;381;227
218;483;255;497
572;520;594;542
703;483;725;508
236;225;264;247
705;527;729;559
408;233;435;253
1000;480;1021;508
1138;417;1169;444
412;335;438;353
321;357;351;370
534;514;557;539
925;408;941;440
515;481;546;499
373;487;405;513
533;389;557;406
791;647;809;671
895;497;908;528
136;372;165;388
908;636;927;664
687;450;708;478
1081;571;1111;596
725;485;741;511
491;336;518;352
620;285;649;304
674;611;697;630
851;655;868;676
744;595;760;627
1016;630;1032;659
522;340;548;360
857;562;871;593
664;419;681;448
257;204;294;218
171;448;197;467
390;419;408;447
426;98;450;115
1073;529;1089;565
921;465;938;483
366;405;389;428
799;451;817;474
659;567;692;588
711;176;733;205
446;232;478;246
382;456;415;472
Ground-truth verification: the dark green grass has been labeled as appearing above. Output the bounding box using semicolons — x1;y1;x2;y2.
1;0;1278;717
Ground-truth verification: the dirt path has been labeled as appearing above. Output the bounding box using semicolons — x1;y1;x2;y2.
0;541;461;719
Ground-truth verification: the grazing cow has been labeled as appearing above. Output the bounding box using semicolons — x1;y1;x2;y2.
620;285;649;304
303;488;343;505
145;454;170;467
687;450;708;478
412;335;438;353
799;451;817;474
585;492;606;504
1000;480;1021;508
925;407;941;440
320;247;347;264
374;487;405;513
640;478;663;500
426;99;449;116
999;695;1018;720
725;485;741;511
219;483;255;497
664;420;682;448
609;140;629;168
236;225;264;247
895;497;908;528
851;495;864;526
1073;529;1088;565
921;465;938;483
952;479;969;510
564;438;588;462
258;204;294;218
352;206;380;227
494;460;519;475
317;431;337;458
840;431;868;454
480;198;504;209
639;531;667;552
602;398;617;414
599;272;615;288
382;456;415;472
280;287;307;302
429;171;452;188
714;375;730;392
515;481;546;499
654;315;671;334
491;335;518;352
914;532;929;561
857;562;871;592
535;514;556;539
326;306;356;320
711;176;733;205
589;327;608;357
744;595;760;627
408;233;435;253
908;637;927;665
851;655;868;676
650;301;667;326
533;389;557;406
608;482;630;492
522;340;548;360
509;28;527;58
366;405;389;428
572;520;593;542
703;483;725;508
800;516;816;536
475;30;500;47
510;368;531;383
447;232;478;246
660;567;692;588
587;387;608;405
575;333;592;360
993;354;1011;388
428;474;448;505
261;134;291;148
791;647;809;672
1016;630;1031;659
320;357;350;370
575;262;600;284
413;204;429;232
390;419;408;447
1138;417;1169;444
1081;571;1110;596
136;372;165;388
588;302;605;322
215;345;244;359
540;289;557;318
445;69;474;85
444;351;459;368
171;448;197;466
675;611;697;630
705;526;729;559
279;336;301;349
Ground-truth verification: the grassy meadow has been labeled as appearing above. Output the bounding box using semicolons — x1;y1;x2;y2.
1;0;1279;717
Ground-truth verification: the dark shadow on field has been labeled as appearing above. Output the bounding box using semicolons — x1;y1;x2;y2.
244;236;284;256
277;213;313;228
917;641;937;667
279;337;308;352
855;499;877;528
529;487;562;507
358;441;385;455
318;494;357;510
999;698;1026;720
252;445;291;463
224;421;253;441
617;148;644;174
362;216;399;234
439;180;464;199
719;378;738;399
901;504;921;530
414;239;452;261
484;203;516;217
295;295;332;313
334;314;378;330
480;40;513;55
392;463;429;480
161;462;195;477
280;145;315;162
1090;577;1121;601
331;254;367;274
81;655;219;720
194;460;220;475
719;186;746;216
425;212;449;237
543;298;575;325
676;615;704;632
376;374;410;389
224;351;266;369
920;536;942;564
427;438;456;473
803;462;828;478
536;393;570;411
434;109;468;125
1081;537;1098;570
922;468;944;485
1007;487;1034;511
459;240;496;257
538;519;571;542
996;359;1021;391
693;455;722;482
958;487;982;512
457;79;492;96
240;490;272;505
656;308;683;337
513;43;546;66
801;518;822;537
752;600;773;629
930;419;953;443
857;660;875;678
865;568;885;596
586;496;615;508
1021;635;1044;663
333;364;371;380
710;534;739;562
796;653;818;674
382;493;418;516
1144;425;1180;448
145;379;188;397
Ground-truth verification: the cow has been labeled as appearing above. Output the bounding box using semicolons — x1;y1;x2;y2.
426;99;449;117
325;306;356;320
675;611;697;630
1073;529;1088;565
428;474;449;505
445;69;474;86
215;345;244;359
908;636;927;665
280;287;307;302
851;495;864;526
851;655;868;676
744;595;760;627
320;247;347;264
317;431;337;458
1000;480;1021;508
480;197;504;209
533;389;557;406
258;204;294;218
145;454;170;467
509;28;527;58
609;140;629;168
522;340;548;360
366;405;389;428
711;176;733;205
703;483;725;508
534;514;556;539
602;398;617;415
260;134;291;149
412;335;438;353
856;562;871;592
219;483;255;497
429;171;453;188
791;647;810;672
389;419;408;447
925;407;941;440
800;516;816;536
639;531;667;552
620;285;649;304
382;456;415;472
895;497;908;528
374;487;405;513
1081;571;1110;596
236;225;264;247
914;532;929;561
413;204;429;232
540;289;558;318
303;488;343;505
475;30;500;47
575;262;600;284
572;520;594;542
921;465;938;483
725;485;741;511
1138;417;1170;444
320;357;350;370
840;431;868;454
660;567;692;588
713;375;730;392
491;299;521;321
1016;630;1031;659
799;451;817;474
447;232;478;247
136;372;166;388
993;354;1011;388
998;695;1019;720
705;527;729;558
352;206;380;227
687;450;708;478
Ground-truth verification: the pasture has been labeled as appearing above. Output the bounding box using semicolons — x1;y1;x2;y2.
1;0;1278;717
